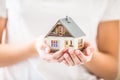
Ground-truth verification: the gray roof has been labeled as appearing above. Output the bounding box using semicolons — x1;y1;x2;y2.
59;17;86;38
45;17;86;38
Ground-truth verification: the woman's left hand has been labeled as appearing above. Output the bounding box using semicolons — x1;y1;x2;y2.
63;41;94;66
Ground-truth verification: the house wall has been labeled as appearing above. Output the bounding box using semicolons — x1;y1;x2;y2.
45;36;86;50
45;37;74;50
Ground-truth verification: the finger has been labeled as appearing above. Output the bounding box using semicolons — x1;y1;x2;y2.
42;40;50;49
84;41;90;48
45;47;51;53
41;40;51;53
63;60;69;66
88;46;94;53
52;48;68;60
57;56;64;63
68;48;80;65
75;50;88;63
83;48;91;56
36;37;51;53
39;51;53;62
63;53;74;66
83;46;94;56
43;54;59;63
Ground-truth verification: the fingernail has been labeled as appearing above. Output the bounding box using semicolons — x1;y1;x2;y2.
76;50;80;55
63;48;68;52
45;47;50;53
64;53;68;58
68;48;74;53
86;48;92;56
87;50;91;55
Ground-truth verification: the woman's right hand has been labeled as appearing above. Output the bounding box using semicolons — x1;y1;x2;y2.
35;36;67;62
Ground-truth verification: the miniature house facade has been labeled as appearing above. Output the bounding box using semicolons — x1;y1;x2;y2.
45;17;86;52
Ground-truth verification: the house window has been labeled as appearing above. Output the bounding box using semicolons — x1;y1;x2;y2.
64;40;73;48
58;26;65;36
69;40;73;47
78;39;83;49
51;40;58;48
64;40;69;48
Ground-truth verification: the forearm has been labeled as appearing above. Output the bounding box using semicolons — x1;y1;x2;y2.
0;41;38;67
0;17;7;43
84;50;118;80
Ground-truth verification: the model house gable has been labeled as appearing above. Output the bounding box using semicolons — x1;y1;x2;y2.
45;20;73;37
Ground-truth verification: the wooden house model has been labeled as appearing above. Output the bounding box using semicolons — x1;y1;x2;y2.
45;17;86;52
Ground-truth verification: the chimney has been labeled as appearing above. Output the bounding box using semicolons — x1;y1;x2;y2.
66;16;71;23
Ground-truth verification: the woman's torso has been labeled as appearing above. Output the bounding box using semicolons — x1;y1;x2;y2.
4;0;108;80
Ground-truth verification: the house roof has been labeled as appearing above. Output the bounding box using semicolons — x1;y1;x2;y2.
59;17;85;38
45;17;86;38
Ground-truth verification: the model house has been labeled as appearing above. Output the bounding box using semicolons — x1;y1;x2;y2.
45;16;86;52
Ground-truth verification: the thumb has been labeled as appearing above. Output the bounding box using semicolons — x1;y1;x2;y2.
36;35;51;53
43;41;51;53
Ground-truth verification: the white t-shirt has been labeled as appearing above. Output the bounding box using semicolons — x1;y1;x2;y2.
0;0;119;80
0;0;7;18
101;0;120;21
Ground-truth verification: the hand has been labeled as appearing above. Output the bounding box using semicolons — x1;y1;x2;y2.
35;35;67;62
63;41;94;66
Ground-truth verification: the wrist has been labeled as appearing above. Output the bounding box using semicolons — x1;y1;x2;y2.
28;41;38;57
